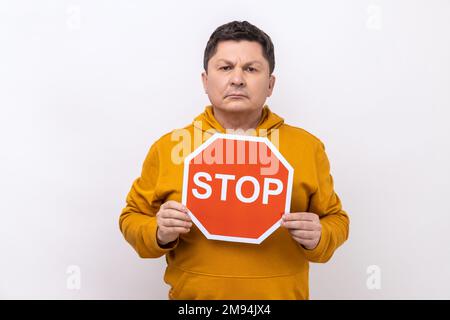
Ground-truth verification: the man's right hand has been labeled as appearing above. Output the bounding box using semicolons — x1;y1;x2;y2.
156;200;192;246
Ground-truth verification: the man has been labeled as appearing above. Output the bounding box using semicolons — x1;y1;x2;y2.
119;21;349;299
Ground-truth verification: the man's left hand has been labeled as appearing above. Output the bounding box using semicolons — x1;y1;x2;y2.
281;212;322;250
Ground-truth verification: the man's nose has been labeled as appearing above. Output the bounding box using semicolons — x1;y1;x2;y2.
230;69;246;87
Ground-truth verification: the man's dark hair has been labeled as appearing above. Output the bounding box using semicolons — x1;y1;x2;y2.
203;21;275;75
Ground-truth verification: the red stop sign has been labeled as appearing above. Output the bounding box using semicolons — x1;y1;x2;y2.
182;133;293;244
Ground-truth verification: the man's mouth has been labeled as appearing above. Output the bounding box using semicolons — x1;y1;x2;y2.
225;94;248;99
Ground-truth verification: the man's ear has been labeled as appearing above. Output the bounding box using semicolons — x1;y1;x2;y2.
201;71;208;94
267;74;276;97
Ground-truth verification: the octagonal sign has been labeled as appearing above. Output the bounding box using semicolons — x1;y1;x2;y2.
182;133;293;244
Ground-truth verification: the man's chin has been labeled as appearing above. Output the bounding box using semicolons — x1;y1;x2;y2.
216;101;252;113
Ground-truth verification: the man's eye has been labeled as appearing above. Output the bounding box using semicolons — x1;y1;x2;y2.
220;66;232;71
246;67;257;72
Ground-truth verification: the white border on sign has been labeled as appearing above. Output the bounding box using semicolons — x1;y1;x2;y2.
181;133;294;245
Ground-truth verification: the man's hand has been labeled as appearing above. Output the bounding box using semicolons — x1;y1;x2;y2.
281;212;322;250
156;200;192;246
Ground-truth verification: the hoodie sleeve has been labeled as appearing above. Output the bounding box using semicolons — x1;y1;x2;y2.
119;142;179;258
301;141;350;263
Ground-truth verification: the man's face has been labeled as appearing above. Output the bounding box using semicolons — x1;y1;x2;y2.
202;40;275;114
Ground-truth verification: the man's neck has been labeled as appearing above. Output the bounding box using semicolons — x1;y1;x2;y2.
212;107;263;132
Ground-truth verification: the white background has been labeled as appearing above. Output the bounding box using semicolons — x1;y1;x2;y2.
1;0;449;299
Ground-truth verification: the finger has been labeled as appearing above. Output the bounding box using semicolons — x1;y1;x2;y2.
177;227;191;234
159;208;192;222
162;200;188;213
282;220;317;231
160;226;191;234
283;212;318;222
160;218;193;229
290;229;318;240
297;212;319;221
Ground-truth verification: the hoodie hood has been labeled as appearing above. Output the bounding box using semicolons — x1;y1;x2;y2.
192;105;285;138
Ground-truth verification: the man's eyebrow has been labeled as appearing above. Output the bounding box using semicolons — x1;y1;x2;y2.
215;59;263;66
